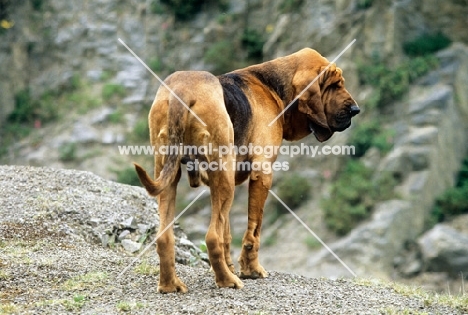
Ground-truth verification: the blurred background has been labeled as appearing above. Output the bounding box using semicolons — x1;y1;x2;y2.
1;0;467;294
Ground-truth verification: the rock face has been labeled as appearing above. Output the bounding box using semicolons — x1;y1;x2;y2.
0;165;208;268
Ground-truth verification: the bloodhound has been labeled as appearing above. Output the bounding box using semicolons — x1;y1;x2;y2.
134;48;359;293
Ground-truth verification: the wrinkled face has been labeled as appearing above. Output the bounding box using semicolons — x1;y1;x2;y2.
293;50;359;142
319;65;360;133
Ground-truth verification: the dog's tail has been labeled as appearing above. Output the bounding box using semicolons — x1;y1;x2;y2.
134;91;190;196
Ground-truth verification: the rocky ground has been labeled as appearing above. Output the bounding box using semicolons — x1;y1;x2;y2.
0;165;467;314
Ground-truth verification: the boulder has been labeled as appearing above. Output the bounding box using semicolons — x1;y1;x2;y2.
418;225;468;276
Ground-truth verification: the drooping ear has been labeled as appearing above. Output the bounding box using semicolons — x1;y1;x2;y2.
294;72;333;142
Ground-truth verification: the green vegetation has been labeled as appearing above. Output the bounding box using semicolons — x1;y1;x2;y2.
102;83;126;101
241;28;265;60
114;166;141;186
304;235;321;249
62;295;87;311
130;118;150;142
148;57;163;72
29;0;44;11
134;260;159;275
403;32;451;57
356;0;374;10
431;157;468;224
116;301;145;312
0;303;17;314
108;109;124;124
348;120;394;157
358;55;439;109
156;0;228;21
204;40;235;75
63;271;108;291
354;278;468;313
8;89;58;125
58;142;77;162
321;160;397;235
279;0;304;13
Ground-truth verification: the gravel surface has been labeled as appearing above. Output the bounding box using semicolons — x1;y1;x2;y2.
1;165;467;314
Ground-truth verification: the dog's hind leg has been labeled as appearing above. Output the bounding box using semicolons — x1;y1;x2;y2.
155;167;188;293
205;163;244;289
238;172;271;279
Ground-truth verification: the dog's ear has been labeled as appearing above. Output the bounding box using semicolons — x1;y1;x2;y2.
294;67;333;142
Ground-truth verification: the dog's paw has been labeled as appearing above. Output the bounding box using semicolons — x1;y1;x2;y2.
239;264;268;279
216;274;244;289
158;277;188;293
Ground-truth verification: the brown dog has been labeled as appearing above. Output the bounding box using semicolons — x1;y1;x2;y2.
134;48;359;293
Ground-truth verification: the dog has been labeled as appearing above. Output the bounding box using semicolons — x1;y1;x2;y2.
134;48;359;293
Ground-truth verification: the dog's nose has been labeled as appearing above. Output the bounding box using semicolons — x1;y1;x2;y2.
350;104;360;117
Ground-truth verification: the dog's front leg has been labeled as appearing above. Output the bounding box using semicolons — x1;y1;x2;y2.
238;172;271;279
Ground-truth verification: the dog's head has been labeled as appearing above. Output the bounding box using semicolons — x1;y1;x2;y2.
292;49;359;142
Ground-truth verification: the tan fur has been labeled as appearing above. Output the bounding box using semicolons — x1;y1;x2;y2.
134;49;358;293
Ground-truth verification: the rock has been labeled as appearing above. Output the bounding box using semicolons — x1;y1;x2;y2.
406;127;438;146
418;225;468;276
121;239;142;253
88;217;100;227
179;237;195;247
137;223;150;234
361;147;380;169
100;233;111;247
408;85;452;114
121;216;138;229
306;200;415;279
71;122;99;144
406;146;432;171
118;230;130;240
90;107;115;125
411;109;440;126
101;131;115;144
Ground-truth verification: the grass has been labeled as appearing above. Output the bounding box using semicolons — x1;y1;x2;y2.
58;142;77;162
113;166;142;186
130;117;150;142
116;300;145;312
304;235;321;249
0;303;17;314
62;294;87;311
102;83;126;100
354;278;468;312
63;271;108;291
108;109;125;124
0;270;10;280
134;260;160;275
